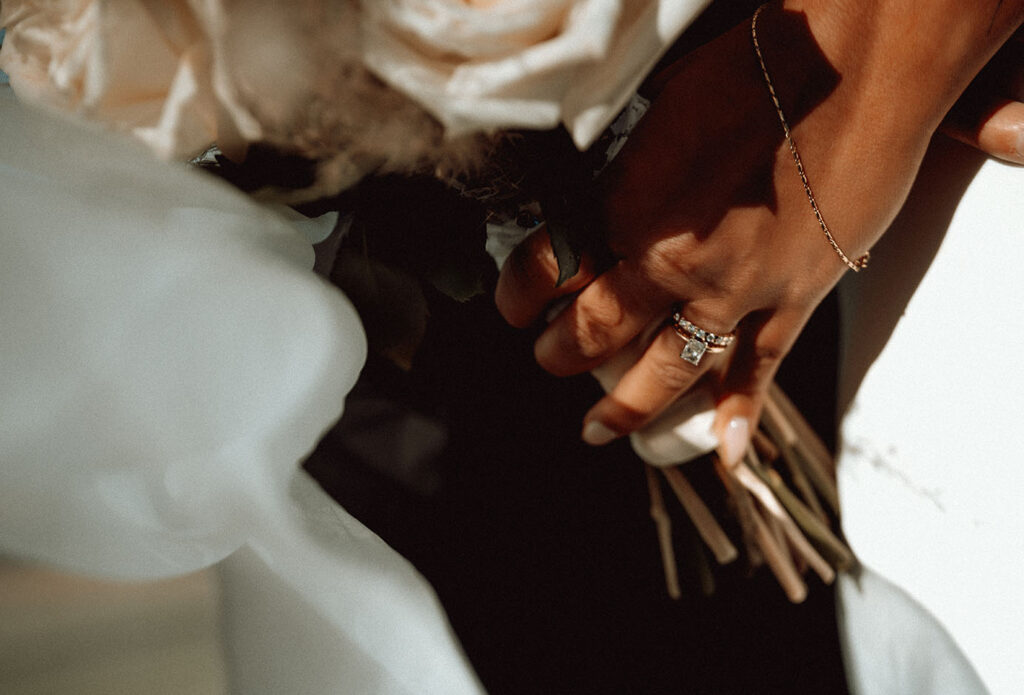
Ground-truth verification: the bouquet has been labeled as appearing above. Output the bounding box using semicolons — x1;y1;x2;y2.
2;0;852;603
639;382;854;602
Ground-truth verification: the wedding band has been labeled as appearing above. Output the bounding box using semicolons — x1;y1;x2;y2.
671;308;735;366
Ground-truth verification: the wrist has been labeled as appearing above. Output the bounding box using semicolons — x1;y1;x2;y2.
780;0;1024;131
741;3;941;277
756;0;1023;271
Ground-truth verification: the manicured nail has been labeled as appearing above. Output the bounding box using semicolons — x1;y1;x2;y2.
719;417;749;468
582;421;619;446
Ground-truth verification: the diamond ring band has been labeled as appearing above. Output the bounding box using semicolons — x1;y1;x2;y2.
671;308;735;366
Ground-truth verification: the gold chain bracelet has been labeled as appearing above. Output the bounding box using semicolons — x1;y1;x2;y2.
751;4;869;272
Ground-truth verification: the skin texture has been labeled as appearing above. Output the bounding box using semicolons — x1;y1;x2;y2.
495;0;1024;462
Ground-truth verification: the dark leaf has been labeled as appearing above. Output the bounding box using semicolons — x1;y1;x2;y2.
546;219;582;287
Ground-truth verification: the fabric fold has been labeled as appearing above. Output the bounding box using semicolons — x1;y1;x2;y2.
0;88;366;579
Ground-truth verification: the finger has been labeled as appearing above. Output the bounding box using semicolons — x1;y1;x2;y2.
581;306;738;444
495;225;598;328
589;318;665;393
533;261;672;376
941;98;1024;165
712;310;805;467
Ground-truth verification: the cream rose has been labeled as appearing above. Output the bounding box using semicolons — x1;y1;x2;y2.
0;0;488;200
1;0;709;200
362;0;711;148
0;0;227;159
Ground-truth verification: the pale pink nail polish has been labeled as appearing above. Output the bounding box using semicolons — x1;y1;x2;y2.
719;416;749;468
582;421;618;446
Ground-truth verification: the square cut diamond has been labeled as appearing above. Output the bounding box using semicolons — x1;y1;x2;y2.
680;338;706;365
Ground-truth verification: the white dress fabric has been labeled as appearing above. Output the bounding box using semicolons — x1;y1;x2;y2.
0;87;483;693
836;136;1024;695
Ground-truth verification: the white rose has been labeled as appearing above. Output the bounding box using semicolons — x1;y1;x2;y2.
0;0;228;159
362;0;711;148
0;0;494;200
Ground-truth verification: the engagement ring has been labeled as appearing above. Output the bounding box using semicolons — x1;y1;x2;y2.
671;308;735;366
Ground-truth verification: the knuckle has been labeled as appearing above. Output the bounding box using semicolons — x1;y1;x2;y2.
639;241;756;306
640;243;701;287
535;318;617;377
725;266;766;305
566;299;629;361
571;316;617;362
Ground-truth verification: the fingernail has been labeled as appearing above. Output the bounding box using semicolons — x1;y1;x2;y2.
1015;127;1024;162
719;417;749;468
582;421;619;446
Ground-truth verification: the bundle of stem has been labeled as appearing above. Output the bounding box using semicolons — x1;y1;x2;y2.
645;384;854;602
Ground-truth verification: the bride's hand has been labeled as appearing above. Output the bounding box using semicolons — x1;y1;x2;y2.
496;1;1024;462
